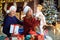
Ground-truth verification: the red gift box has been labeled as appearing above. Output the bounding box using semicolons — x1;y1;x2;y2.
10;35;24;40
29;30;37;40
4;37;9;40
29;30;44;40
36;34;44;40
17;35;24;40
29;30;37;36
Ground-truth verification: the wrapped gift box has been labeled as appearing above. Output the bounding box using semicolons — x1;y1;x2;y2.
10;37;18;40
18;35;24;40
10;35;24;40
4;37;9;40
29;30;44;40
36;34;44;40
10;24;19;35
29;30;37;36
18;27;24;34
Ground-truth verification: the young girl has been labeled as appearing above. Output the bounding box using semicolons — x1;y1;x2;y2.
3;6;23;37
35;4;46;35
23;6;40;36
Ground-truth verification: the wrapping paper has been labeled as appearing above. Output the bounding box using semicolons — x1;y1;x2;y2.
10;24;19;35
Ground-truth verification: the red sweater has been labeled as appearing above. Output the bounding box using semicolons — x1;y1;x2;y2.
23;16;40;35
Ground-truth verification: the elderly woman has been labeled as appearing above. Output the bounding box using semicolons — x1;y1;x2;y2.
23;6;40;36
3;6;23;37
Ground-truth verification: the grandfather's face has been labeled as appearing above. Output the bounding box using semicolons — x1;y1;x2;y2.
10;10;16;16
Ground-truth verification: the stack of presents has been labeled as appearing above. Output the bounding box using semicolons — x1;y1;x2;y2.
4;24;44;40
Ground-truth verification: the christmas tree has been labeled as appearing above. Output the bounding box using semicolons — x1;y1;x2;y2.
42;0;57;25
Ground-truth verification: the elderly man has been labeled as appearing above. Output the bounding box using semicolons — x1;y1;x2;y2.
3;6;23;37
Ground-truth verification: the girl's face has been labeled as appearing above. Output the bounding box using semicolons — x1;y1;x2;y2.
27;9;33;17
10;10;16;17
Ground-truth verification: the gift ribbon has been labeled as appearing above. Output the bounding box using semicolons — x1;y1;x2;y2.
12;24;19;36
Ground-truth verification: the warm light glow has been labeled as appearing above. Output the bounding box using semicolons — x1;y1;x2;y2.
56;23;60;33
57;28;60;33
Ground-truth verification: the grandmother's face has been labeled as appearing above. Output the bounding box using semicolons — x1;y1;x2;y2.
27;9;33;17
10;10;16;16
